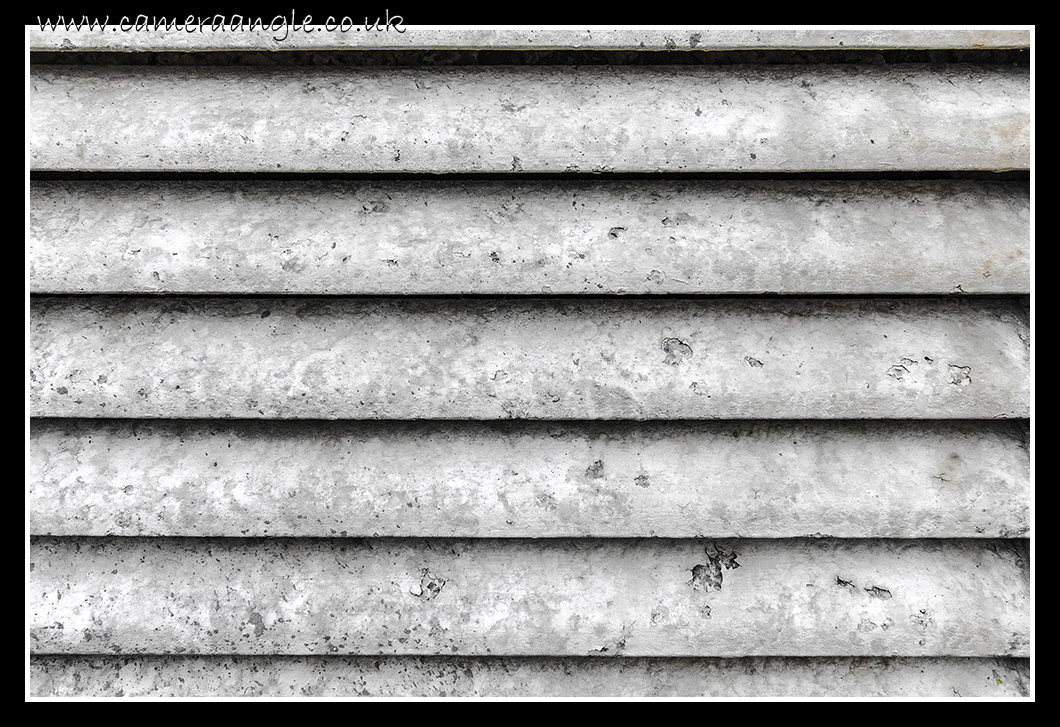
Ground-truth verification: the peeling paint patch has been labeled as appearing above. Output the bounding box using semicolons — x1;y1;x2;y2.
744;356;764;368
865;586;892;599
410;569;446;600
949;364;972;386
689;381;709;396
690;563;720;591
585;460;605;479
661;337;693;366
910;609;933;629
634;474;650;488
248;612;266;637
886;364;909;380
887;357;919;380
689;543;740;592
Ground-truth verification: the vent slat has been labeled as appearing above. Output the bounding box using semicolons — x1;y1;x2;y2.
30;537;1029;658
30;420;1029;539
31;296;1029;420
30;65;1029;173
31;180;1030;295
28;28;1032;52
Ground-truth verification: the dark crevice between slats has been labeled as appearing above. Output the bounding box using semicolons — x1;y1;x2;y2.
26;293;1034;304
30;48;1031;66
27;417;1033;428
30;170;1032;183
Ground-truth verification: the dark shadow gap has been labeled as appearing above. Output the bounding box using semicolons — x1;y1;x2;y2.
30;170;1032;183
30;48;1031;66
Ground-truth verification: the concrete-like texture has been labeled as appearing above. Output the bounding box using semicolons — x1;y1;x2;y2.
30;420;1029;539
29;655;1031;698
29;65;1029;173
28;28;1032;52
29;537;1029;657
30;296;1029;420
30;180;1030;295
27;29;1034;699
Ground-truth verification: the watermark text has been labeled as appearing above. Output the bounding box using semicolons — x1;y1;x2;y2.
37;10;405;42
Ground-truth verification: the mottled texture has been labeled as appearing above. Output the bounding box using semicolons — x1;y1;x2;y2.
30;296;1029;420
28;28;1031;53
30;64;1029;173
30;655;1031;698
30;537;1029;657
30;420;1030;538
30;180;1030;295
27;30;1033;700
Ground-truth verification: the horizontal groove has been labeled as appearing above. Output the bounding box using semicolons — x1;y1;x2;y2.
29;534;1031;545
30;536;1029;658
24;292;1033;300
31;179;1029;296
30;655;1031;697
28;170;1034;182
27;416;1033;425
29;49;1031;66
26;293;1034;302
30;418;1029;539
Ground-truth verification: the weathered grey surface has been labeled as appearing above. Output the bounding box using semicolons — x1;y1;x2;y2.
28;27;1032;52
29;655;1031;698
30;420;1029;539
30;296;1029;420
30;180;1031;295
29;537;1029;657
29;65;1029;173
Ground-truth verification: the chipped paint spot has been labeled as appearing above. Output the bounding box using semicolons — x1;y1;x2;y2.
689;543;740;592
661;338;692;366
949;365;972;386
248;611;266;637
410;569;446;600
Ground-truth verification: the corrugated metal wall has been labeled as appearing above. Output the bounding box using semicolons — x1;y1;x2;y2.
29;28;1031;698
